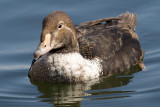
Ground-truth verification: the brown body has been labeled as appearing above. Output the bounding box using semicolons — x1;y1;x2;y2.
77;12;143;75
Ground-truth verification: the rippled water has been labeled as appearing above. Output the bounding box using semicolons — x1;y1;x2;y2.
0;0;160;107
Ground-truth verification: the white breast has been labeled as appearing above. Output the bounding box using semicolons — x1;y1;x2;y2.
48;52;103;82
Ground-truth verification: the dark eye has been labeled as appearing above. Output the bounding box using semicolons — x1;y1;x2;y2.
58;23;63;29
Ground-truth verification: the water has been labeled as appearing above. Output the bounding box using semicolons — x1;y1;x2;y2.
0;0;160;107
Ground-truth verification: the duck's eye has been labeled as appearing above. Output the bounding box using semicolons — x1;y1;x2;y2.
58;23;63;29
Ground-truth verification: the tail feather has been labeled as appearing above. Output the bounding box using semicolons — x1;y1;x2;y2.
118;12;137;30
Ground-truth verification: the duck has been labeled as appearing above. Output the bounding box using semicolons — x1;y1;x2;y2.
28;11;143;83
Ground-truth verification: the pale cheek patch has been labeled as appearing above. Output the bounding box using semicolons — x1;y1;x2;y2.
64;26;76;41
48;52;102;82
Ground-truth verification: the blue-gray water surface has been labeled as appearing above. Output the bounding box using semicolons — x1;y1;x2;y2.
0;0;160;107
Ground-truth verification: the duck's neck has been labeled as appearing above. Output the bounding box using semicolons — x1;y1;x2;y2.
51;35;79;54
61;43;79;53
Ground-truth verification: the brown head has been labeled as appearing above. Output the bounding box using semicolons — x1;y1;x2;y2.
34;11;79;60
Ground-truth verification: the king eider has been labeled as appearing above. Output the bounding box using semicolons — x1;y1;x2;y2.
29;11;144;83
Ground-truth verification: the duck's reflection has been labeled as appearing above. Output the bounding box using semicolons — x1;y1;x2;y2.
30;64;142;107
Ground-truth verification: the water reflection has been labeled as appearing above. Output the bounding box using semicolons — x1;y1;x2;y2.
30;64;141;107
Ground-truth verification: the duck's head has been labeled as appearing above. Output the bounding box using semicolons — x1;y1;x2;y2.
34;11;79;60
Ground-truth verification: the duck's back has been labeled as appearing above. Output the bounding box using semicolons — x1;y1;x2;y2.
77;12;143;76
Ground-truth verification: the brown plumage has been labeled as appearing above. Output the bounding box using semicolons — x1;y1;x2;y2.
29;11;143;83
77;12;142;75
